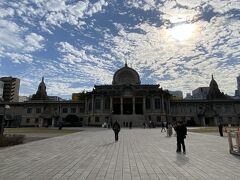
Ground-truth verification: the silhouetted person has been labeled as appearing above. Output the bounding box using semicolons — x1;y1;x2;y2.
149;121;152;128
58;122;63;130
161;121;166;132
218;123;223;137
112;120;121;142
167;123;173;137
166;121;169;129
143;122;146;129
129;121;132;129
175;121;187;154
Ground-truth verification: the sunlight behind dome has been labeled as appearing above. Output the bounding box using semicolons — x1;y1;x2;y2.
168;23;196;41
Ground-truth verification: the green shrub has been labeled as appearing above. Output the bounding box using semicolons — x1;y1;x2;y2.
0;134;25;147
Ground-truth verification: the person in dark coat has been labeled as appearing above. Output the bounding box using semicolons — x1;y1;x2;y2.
129;121;132;129
175;121;187;154
112;120;121;142
218;123;223;137
161;121;166;132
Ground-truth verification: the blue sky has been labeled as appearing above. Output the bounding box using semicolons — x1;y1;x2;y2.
0;0;239;99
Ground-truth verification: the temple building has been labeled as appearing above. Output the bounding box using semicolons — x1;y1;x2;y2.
0;64;240;127
72;63;171;127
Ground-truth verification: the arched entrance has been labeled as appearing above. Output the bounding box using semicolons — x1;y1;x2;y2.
204;108;218;126
64;114;82;127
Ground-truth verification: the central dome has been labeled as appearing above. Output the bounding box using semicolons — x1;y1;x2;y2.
112;63;141;85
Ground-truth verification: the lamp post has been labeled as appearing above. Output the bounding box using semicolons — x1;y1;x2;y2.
0;105;10;136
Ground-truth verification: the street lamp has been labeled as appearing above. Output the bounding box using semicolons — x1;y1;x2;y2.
0;105;10;135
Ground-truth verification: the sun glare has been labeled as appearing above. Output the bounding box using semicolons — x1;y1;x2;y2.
168;23;195;41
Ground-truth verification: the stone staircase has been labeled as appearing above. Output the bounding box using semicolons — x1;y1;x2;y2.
111;114;146;127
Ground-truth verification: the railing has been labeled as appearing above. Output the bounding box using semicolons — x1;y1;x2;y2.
228;130;240;156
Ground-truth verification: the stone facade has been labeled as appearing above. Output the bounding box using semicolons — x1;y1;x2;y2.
0;65;240;127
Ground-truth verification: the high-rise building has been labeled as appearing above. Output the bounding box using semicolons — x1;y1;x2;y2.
48;96;64;101
168;91;183;100
0;80;4;101
192;87;209;100
0;77;20;102
235;75;240;97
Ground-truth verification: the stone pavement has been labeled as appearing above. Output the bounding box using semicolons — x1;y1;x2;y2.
0;128;239;180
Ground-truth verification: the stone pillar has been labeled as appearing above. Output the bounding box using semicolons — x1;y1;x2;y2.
161;94;164;113
51;117;55;127
101;95;104;111
143;96;146;114
152;96;155;111
133;97;135;114
168;100;170;114
121;97;123;114
85;98;87;113
91;95;94;115
110;96;113;113
39;118;43;127
214;116;218;126
202;116;206;126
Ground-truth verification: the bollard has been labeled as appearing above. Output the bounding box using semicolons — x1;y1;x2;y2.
237;131;240;152
228;131;233;153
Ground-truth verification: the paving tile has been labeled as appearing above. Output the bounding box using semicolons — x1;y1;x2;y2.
0;128;240;180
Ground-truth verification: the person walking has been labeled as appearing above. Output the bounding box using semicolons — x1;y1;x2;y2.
175;121;187;154
143;122;146;129
129;121;132;129
218;123;223;137
112;120;121;142
167;123;173;137
161;121;166;132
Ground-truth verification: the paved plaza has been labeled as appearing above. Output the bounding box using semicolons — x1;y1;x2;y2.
0;128;239;180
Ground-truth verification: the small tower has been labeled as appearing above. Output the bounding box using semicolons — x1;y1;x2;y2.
31;77;48;100
207;75;226;100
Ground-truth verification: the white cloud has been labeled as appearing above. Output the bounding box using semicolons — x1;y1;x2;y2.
45;0;66;11
0;19;44;63
6;0;110;32
107;8;240;95
24;33;45;52
0;19;24;49
5;52;33;63
0;7;15;18
1;0;240;97
57;41;114;85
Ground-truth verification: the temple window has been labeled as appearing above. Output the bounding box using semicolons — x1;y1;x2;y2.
26;118;30;123
36;108;41;114
155;98;161;109
71;108;76;113
104;97;110;109
95;99;101;110
79;103;85;113
62;108;68;113
146;97;151;109
27;108;32;114
95;116;100;122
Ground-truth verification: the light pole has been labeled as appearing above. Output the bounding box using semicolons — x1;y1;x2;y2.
0;105;10;135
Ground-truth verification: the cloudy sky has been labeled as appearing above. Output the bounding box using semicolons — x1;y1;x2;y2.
0;0;239;99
